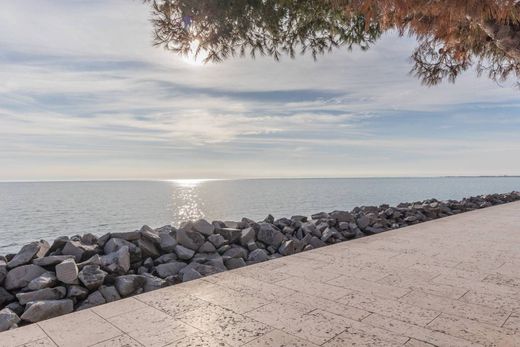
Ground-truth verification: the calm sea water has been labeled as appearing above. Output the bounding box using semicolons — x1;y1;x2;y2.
0;177;519;254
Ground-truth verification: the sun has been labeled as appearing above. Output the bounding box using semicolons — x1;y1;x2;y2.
182;40;209;66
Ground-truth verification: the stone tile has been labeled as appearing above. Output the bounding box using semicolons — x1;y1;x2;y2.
273;262;341;282
108;306;199;347
212;273;297;301
89;334;143;347
363;313;476;347
275;276;351;300
459;290;520;311
92;297;149;319
337;291;440;326
427;313;520;347
400;290;510;326
165;331;230;347
483;273;520;288
433;274;519;298
242;329;319;347
503;312;520;333
17;337;58;347
191;284;269;314
136;289;210;319
377;272;468;299
321;324;408;347
405;339;436;347
202;312;272;346
0;324;47;347
177;303;241;331
327;275;411;299
38;310;122;347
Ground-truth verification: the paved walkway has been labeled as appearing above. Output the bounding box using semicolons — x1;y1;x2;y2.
3;202;520;347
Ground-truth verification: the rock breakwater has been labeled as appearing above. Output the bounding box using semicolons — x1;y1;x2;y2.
1;192;519;331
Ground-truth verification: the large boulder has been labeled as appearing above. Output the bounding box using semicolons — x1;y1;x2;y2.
356;215;370;229
62;241;99;262
174;245;195;260
67;285;89;301
16;287;67;305
240;227;256;246
192;219;215;236
7;241;50;269
21;299;73;323
141;273;166;292
222;246;248;260
158;232;177;252
180;268;202;282
176;228;205;251
224;258;246;270
55;259;78;284
198;241;216;253
27;272;57;291
78;265;107;290
110;231;140;241
330;210;354;223
0;288;15;307
278;240;298;256
104;238;141;263
4;265;46;290
114;275;146;297
215;228;241;243
98;286;121;303
33;255;74;267
155;262;187;278
0;308;20;332
207;234;227;248
0;258;7;285
137;238;160;258
257;223;285;248
247;249;269;263
77;291;106;310
100;246;130;274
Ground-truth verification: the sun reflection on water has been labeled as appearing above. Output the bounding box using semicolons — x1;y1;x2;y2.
169;179;208;222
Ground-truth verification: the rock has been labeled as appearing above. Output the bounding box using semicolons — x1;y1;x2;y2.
225;258;246;269
180;268;202;282
33;255;74;267
158;232;177;252
5;302;24;317
404;215;418;223
48;236;69;254
223;246;248;259
0;287;15;306
141;273;166;292
215;228;241;243
207;234;227;248
363;226;384;235
98;285;121;303
62;241;99;262
100;246;130;274
155;262;187;278
240;227;256;246
7;241;50;269
4;265;47;290
154;253;177;265
176;228;205;251
67;285;89;301
104;238;142;263
0;258;6;285
55;258;78;284
78;265;107;290
246;241;258;251
77;291;106;310
192;219;215;236
198;241;216;253
311;212;329;220
0;308;20;332
183;262;222;276
27;272;57;291
110;231;140;241
16;287;67;305
138;238;160;259
174;245;195;260
321;227;338;243
309;237;326;248
257;223;285;248
330;210;354;222
278;240;298;256
21;299;73;323
247;249;269;262
140;225;160;243
356;215;370;229
114;275;146;297
76;254;102;269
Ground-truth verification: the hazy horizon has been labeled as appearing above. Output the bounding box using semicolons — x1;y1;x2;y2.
1;0;520;180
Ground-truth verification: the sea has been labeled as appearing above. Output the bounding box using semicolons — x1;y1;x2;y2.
1;177;519;254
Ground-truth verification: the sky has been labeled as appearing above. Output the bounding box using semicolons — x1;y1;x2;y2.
1;0;520;181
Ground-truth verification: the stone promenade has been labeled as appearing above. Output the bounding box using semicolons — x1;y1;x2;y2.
2;201;520;346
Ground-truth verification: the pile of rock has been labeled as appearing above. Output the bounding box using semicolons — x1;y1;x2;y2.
0;192;519;331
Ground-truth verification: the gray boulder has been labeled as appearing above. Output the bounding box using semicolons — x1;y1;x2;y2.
215;228;241;243
55;258;78;284
176;228;205;251
225;258;246;270
0;288;14;307
100;246;130;274
77;291;106;310
33;255;74;267
0;308;20;332
7;241;50;269
67;285;89;301
240;227;256;246
278;240;298;256
247;249;269;263
62;241;99;262
180;268;202;282
98;286;121;303
154;253;177;265
309;236;326;248
356;215;370;229
114;275;146;297
4;265;46;290
110;231;140;241
0;258;6;285
17;287;67;305
223;246;248;260
174;245;195;260
137;238;160;258
78;265;107;290
21;299;73;323
155;262;187;278
141;273;166;292
103;238;141;263
207;234;227;248
192;219;215;236
158;232;177;252
257;223;285;248
198;241;216;253
330;210;354;222
27;272;57;291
